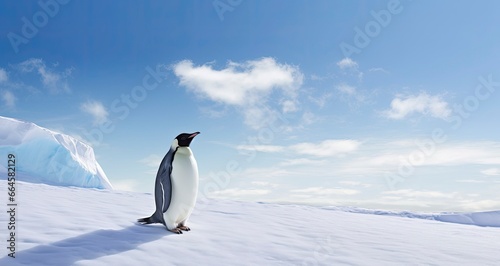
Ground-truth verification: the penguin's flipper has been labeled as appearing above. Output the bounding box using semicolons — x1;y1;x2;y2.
138;148;175;226
155;148;175;214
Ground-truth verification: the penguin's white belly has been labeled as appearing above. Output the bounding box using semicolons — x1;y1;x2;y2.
163;148;198;229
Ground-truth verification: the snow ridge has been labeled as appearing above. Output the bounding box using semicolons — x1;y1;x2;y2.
321;206;500;227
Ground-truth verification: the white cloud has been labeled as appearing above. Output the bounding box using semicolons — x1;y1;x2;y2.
301;111;318;125
211;188;271;197
456;179;487;184
481;168;500;176
291;187;360;196
236;139;361;158
139;154;163;168
335;141;500;180
383;92;451;120
17;58;72;93
290;139;361;157
459;199;500;211
336;83;356;95
339;181;372;188
234;167;294;179
335;83;368;108
241;105;276;130
236;144;285;153
2;90;16;109
173;57;302;105
80;100;109;125
0;68;8;83
308;92;332;108
198;105;228;118
310;74;325;81
337;58;358;70
173;58;303;129
281;99;298;113
279;158;327;167
251;181;279;188
383;189;455;199
428;145;500;165
112;179;141;192
368;67;389;74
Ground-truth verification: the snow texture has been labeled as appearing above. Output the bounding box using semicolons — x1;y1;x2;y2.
0;181;500;265
321;206;500;228
0;116;112;189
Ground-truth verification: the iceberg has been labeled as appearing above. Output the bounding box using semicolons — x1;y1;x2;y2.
0;116;113;189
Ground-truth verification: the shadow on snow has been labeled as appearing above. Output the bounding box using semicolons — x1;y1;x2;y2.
0;224;170;265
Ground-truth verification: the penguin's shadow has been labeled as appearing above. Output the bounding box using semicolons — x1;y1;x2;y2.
0;224;171;265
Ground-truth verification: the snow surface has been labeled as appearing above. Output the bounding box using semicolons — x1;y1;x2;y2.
322;206;500;228
0;116;112;189
1;181;500;266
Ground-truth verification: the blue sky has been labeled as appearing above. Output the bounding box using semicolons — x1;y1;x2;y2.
1;0;500;212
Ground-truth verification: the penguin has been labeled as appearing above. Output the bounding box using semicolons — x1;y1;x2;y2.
138;132;200;234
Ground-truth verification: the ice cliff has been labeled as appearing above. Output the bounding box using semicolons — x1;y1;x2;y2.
0;116;113;189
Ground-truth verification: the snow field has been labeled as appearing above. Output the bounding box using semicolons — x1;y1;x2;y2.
1;182;499;265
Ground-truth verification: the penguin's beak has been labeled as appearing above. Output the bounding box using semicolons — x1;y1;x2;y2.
188;132;200;138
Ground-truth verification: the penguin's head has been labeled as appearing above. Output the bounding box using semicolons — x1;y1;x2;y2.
174;132;200;147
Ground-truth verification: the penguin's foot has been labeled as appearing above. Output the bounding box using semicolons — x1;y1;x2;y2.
169;228;183;234
177;225;191;231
